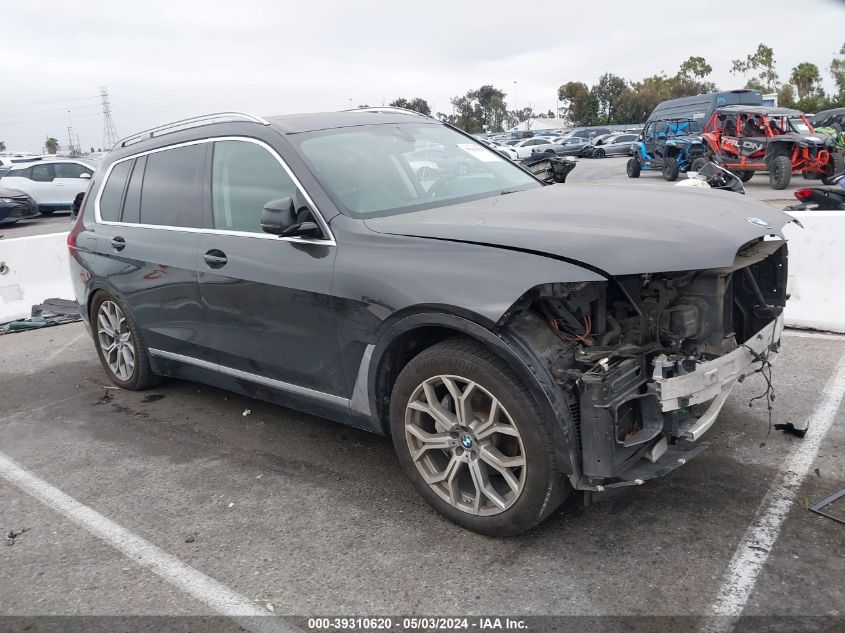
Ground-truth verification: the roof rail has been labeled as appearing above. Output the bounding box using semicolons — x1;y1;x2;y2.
114;112;270;149
343;106;433;120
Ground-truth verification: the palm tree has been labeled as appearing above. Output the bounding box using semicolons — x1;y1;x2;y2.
0;141;6;152
45;137;59;154
790;63;821;100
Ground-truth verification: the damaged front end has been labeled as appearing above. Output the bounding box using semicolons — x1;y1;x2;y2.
499;238;787;490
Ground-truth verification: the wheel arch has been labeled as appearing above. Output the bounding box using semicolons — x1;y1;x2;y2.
365;310;575;474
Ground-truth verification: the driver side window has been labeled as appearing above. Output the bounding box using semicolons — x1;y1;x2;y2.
211;140;299;234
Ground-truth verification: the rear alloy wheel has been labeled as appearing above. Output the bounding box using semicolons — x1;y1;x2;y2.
769;155;793;190
662;157;680;181
91;292;160;390
822;152;844;185
389;338;568;536
593;148;605;159
626;158;641;178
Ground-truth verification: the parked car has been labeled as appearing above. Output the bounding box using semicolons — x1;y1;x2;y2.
478;138;519;160
0;187;39;224
589;133;640;158
508;137;565;158
553;136;592;156
69;109;793;536
0;159;95;213
701;106;843;189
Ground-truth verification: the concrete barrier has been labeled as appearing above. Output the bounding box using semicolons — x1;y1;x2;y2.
0;231;73;324
783;210;845;334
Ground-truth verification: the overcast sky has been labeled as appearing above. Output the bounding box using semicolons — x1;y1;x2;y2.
1;0;843;152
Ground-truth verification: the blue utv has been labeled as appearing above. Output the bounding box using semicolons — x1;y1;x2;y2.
626;118;707;181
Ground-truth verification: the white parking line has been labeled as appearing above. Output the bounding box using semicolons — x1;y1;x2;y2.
0;450;298;633
709;352;845;620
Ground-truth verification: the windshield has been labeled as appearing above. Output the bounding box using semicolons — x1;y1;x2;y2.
295;123;541;218
787;117;811;133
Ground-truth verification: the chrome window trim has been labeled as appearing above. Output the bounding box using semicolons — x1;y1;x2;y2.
93;136;336;246
149;348;351;408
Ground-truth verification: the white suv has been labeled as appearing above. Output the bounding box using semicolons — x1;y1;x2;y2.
0;159;94;214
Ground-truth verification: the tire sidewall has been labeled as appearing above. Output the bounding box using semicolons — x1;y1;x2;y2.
769;155;792;190
662;157;680;181
626;158;641;178
389;343;559;536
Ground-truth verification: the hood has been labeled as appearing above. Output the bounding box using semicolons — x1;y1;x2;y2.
364;184;795;276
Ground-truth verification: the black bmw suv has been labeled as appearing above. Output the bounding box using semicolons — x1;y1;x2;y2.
69;108;793;535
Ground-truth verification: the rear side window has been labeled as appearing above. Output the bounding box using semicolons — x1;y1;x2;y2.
140;144;204;228
99;160;132;221
31;164;53;182
54;163;93;179
8;167;30;179
211;140;298;233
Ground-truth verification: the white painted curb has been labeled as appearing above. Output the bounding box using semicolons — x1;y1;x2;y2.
0;231;73;324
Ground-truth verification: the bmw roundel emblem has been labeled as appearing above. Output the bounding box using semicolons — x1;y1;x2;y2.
461;434;473;449
745;217;771;229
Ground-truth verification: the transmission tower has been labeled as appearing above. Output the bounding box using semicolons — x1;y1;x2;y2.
100;86;119;148
66;110;79;156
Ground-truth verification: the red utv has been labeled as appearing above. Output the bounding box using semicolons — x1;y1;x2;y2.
700;105;844;190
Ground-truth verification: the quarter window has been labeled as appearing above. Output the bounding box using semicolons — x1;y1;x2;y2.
140;144;205;228
122;156;146;224
99;160;132;221
211;140;298;234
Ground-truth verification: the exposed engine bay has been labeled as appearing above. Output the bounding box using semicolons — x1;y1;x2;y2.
500;238;788;489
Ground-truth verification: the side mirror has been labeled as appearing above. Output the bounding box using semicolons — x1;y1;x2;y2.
260;197;296;235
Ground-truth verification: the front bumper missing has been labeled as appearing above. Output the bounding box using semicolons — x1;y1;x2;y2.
653;313;784;441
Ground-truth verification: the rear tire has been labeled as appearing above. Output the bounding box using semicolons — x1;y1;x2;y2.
626;158;641;178
389;337;569;537
822;152;844;185
594;148;605;159
769;155;793;190
90;292;160;391
662;157;680;181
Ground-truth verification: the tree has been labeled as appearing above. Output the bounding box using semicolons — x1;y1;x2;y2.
389;97;431;116
558;81;591;125
790;62;821;100
830;42;845;104
0;141;5;152
45;137;59;154
672;56;717;98
731;44;778;91
449;85;508;133
593;73;628;123
777;83;796;108
678;56;712;80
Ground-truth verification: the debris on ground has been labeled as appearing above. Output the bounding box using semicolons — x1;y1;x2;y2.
774;422;808;438
94;390;114;405
265;603;275;613
6;528;29;546
809;486;845;525
185;535;196;543
242;409;251;416
1;298;81;334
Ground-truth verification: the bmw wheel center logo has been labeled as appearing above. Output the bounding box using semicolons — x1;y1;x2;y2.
461;434;473;449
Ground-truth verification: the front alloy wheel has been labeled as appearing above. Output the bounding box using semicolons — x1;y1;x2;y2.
389;337;569;536
96;300;135;381
404;375;526;516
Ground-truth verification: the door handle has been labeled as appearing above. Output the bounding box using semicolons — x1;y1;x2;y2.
110;236;126;251
203;249;228;269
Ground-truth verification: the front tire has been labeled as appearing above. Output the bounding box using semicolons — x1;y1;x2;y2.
769;155;793;190
91;292;160;390
663;157;680;181
626;158;641;178
389;338;568;537
690;157;708;173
